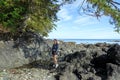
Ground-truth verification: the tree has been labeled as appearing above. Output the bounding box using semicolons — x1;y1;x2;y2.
0;0;59;36
0;0;119;39
63;0;120;32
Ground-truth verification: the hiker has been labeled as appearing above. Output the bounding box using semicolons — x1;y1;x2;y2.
52;39;59;68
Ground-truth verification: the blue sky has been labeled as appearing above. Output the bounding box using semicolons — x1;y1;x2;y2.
48;0;120;39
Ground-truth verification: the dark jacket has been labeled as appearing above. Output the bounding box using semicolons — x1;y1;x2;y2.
52;44;58;52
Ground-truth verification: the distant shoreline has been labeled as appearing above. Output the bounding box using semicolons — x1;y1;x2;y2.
57;39;120;44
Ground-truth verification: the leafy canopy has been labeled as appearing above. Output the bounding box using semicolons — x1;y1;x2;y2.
0;0;120;38
0;0;59;36
63;0;120;32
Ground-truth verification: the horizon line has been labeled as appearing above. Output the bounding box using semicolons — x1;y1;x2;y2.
47;38;120;40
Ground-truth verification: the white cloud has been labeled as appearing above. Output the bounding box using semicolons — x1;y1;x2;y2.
74;16;90;24
74;16;99;26
57;8;72;21
48;0;120;39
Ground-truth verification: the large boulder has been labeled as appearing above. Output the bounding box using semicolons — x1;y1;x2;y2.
91;54;108;68
0;39;50;70
63;51;86;63
107;44;120;65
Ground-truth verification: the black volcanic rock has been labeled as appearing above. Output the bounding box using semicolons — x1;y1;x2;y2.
1;39;120;80
107;44;120;65
87;77;95;80
91;54;108;68
63;51;86;63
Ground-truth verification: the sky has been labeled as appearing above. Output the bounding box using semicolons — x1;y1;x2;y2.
48;0;120;39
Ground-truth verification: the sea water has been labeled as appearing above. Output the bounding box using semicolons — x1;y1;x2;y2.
59;39;120;44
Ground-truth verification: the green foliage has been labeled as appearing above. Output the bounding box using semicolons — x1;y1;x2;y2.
0;0;59;36
26;0;59;36
0;0;28;32
80;0;120;32
63;0;120;32
1;0;119;38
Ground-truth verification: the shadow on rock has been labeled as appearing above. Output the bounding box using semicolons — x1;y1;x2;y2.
90;54;108;80
13;31;51;63
63;51;86;63
107;44;120;65
15;59;56;71
91;54;109;68
90;44;120;80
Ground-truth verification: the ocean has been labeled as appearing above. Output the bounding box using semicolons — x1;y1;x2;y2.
59;39;120;44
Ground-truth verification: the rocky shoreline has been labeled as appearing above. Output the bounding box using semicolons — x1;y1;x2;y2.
0;39;120;80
